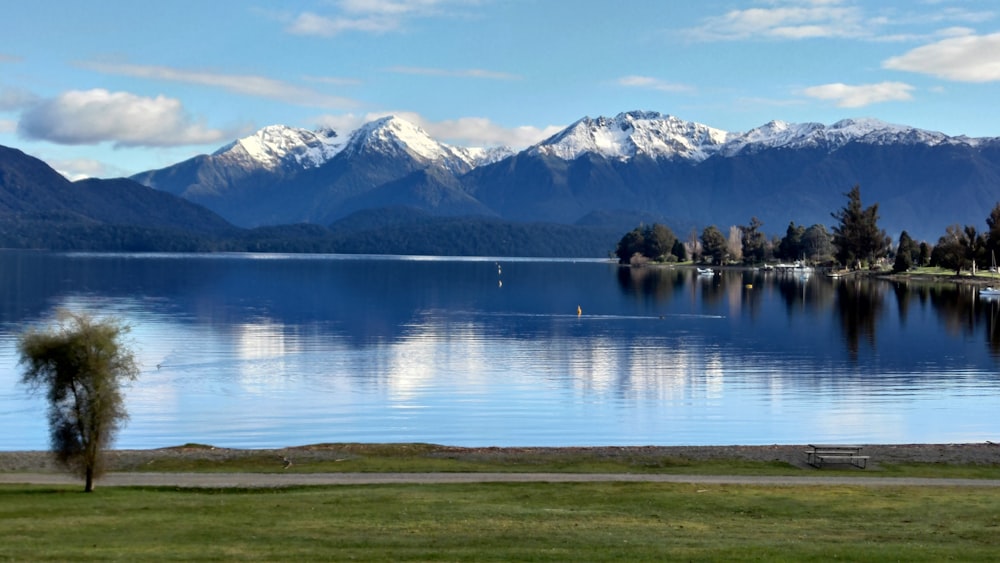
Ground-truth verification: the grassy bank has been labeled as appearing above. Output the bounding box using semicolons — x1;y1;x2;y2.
2;481;999;561
95;443;1000;480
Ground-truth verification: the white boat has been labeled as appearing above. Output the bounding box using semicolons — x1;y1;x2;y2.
697;267;714;276
980;287;1000;297
776;260;813;273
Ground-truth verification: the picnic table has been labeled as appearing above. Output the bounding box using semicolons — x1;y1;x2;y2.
805;445;869;469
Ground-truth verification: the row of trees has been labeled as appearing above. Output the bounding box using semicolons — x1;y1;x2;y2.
616;184;1000;276
616;186;883;267
927;203;1000;275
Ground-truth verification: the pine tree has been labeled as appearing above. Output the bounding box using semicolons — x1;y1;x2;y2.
831;185;887;268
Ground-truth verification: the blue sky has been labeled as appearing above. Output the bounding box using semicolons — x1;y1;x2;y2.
1;0;998;179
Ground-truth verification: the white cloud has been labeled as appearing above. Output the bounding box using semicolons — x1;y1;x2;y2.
682;1;995;43
49;158;115;181
80;62;358;109
684;1;869;41
424;116;563;148
285;0;477;37
287;12;397;36
18;89;233;147
800;81;915;107
617;75;695;94
387;66;521;80
315;111;562;149
0;119;15;133
883;32;1000;82
339;0;448;16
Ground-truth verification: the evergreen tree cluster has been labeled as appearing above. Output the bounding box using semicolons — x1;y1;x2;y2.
614;223;684;265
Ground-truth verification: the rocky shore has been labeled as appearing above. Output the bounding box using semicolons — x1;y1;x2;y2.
2;442;999;472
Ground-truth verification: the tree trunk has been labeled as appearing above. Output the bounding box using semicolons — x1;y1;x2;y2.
85;466;94;493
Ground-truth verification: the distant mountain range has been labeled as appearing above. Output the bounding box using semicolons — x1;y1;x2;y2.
131;111;1000;242
3;110;1000;256
0;143;613;256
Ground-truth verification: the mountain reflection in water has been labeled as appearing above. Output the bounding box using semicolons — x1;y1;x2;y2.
1;252;998;450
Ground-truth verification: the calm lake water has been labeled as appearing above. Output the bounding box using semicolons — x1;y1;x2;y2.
1;251;998;450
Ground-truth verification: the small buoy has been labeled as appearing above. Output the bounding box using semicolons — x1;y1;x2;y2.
577;305;582;316
745;284;753;289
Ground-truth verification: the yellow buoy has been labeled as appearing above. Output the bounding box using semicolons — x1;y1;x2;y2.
577;305;582;316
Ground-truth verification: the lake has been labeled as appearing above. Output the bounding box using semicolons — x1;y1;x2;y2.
1;251;998;450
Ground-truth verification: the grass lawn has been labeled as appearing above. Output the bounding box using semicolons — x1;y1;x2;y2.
114;443;1000;480
2;481;999;561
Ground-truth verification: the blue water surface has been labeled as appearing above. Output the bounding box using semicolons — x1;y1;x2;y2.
0;251;997;450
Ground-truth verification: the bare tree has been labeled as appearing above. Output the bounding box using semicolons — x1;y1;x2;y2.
685;228;702;263
18;311;139;492
727;226;743;263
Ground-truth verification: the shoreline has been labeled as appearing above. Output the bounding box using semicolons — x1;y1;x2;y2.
644;262;1000;286
2;442;999;472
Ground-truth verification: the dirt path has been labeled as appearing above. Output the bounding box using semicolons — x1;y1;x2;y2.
4;472;1000;488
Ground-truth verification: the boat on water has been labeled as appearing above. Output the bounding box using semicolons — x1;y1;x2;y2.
980;287;1000;297
697;267;714;276
775;260;813;273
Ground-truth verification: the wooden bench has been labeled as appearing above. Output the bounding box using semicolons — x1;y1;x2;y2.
805;445;869;469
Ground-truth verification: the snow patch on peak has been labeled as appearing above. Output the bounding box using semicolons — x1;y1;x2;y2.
344;115;513;172
527;111;991;163
213;125;344;169
345;116;449;161
723;117;967;156
531;110;732;162
458;145;516;167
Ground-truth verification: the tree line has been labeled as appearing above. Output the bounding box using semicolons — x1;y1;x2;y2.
616;184;1000;275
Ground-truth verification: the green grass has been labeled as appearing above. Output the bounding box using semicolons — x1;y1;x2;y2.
2;482;999;561
904;265;1000;280
118;443;1000;480
131;445;803;475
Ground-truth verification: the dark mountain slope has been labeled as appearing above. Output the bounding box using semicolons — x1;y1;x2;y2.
0;144;238;250
71;178;236;236
0;145;82;214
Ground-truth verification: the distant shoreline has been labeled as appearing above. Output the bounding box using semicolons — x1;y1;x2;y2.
639;262;1000;287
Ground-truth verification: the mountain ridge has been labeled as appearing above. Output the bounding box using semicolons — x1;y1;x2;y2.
43;110;1000;244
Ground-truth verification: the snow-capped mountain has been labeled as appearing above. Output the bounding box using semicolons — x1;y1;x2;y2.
212;125;345;170
341;115;512;173
531;110;732;162
127;110;1000;241
528;111;983;163
720;117;977;156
